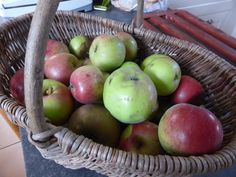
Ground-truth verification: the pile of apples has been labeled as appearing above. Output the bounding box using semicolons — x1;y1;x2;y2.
10;32;223;156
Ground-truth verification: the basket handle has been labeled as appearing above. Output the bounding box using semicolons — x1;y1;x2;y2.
24;0;144;135
24;0;61;134
135;0;144;28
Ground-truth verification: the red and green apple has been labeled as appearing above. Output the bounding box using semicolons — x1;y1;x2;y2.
158;103;223;156
43;79;73;125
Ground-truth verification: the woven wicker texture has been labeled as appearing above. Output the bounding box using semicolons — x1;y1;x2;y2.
0;11;236;177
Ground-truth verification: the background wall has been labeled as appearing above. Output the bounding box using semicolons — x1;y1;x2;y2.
168;0;236;37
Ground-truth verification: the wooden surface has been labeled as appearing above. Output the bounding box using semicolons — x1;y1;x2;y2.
0;109;19;138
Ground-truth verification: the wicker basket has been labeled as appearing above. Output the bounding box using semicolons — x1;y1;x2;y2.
0;0;236;176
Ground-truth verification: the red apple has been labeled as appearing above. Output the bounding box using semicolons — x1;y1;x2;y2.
9;68;25;105
45;39;69;60
43;79;73;125
68;104;121;147
158;103;223;156
119;121;163;155
70;65;105;104
44;53;83;86
171;75;204;105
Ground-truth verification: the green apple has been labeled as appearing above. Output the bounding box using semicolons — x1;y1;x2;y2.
69;35;90;58
43;79;73;125
141;54;181;96
121;61;140;70
115;32;138;61
89;34;126;72
68;104;121;147
103;62;158;124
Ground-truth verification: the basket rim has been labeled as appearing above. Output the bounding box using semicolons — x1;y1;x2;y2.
0;10;236;176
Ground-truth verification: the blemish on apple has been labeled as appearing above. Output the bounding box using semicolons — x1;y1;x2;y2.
129;76;139;81
94;44;98;53
108;77;113;85
174;73;179;81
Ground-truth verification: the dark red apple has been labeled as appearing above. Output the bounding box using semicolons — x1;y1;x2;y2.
158;103;223;156
45;39;69;60
70;65;105;104
171;75;204;105
9;68;25;105
119;121;163;155
44;53;83;85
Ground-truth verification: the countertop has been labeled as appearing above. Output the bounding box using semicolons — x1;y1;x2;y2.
19;5;236;177
20;127;236;177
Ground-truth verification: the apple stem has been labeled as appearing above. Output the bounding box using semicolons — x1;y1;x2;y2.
44;87;53;95
68;85;73;90
174;73;179;81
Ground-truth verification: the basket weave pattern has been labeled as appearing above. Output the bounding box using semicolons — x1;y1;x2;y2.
0;11;236;177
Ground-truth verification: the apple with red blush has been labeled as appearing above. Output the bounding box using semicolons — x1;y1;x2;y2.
43;79;73;125
69;65;105;104
171;75;204;105
119;121;163;155
44;53;83;86
45;39;69;60
158;103;223;156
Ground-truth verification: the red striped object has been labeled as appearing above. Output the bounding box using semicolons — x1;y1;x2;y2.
142;10;236;64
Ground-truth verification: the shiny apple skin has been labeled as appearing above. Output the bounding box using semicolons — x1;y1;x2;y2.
171;75;204;105
70;65;105;104
44;53;82;86
158;103;223;156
